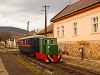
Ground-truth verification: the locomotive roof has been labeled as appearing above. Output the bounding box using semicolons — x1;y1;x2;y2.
19;35;46;40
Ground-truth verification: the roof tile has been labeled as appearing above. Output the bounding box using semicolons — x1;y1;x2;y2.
51;0;100;22
37;23;53;35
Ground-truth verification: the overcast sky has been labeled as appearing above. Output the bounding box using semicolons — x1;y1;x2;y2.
0;0;78;31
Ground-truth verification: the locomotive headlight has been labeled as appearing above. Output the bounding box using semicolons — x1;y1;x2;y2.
48;46;50;48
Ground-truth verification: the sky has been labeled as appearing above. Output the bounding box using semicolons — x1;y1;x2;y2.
0;0;78;31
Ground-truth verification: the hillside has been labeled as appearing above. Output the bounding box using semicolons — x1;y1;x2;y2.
0;26;27;36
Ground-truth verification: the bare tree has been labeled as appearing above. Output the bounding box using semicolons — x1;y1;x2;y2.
0;32;12;41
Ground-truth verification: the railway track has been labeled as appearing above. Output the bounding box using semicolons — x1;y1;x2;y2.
12;51;99;75
47;62;99;75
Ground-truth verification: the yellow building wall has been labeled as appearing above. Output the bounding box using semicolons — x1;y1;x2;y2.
54;6;100;42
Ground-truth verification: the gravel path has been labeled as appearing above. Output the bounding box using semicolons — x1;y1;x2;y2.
62;55;100;74
0;52;35;75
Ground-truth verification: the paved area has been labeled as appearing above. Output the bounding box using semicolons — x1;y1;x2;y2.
0;57;9;75
62;55;100;74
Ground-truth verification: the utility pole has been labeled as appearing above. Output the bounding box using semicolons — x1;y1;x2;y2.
69;0;71;5
42;5;50;37
27;21;29;32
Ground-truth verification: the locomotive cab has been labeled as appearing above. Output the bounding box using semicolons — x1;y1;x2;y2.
36;38;62;62
44;38;58;55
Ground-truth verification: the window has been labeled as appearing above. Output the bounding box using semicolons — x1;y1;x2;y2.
57;31;59;37
73;22;77;36
26;39;29;44
44;40;47;44
61;26;64;36
57;27;60;37
24;40;26;44
22;40;25;44
44;40;49;44
92;17;98;32
50;40;57;44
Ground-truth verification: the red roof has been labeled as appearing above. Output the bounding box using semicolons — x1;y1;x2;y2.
37;23;53;35
51;0;100;22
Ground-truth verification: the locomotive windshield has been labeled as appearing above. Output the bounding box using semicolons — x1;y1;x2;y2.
44;39;57;44
50;40;57;44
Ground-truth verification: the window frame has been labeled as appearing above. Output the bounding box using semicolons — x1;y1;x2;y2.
92;17;98;33
73;22;78;36
61;26;64;37
57;27;60;37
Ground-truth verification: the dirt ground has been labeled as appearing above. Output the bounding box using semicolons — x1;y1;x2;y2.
62;55;100;74
0;52;40;75
1;48;100;75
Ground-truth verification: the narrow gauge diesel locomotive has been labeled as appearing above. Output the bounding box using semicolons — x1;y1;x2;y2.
17;35;62;62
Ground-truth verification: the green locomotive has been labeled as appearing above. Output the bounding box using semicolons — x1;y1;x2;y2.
18;35;62;62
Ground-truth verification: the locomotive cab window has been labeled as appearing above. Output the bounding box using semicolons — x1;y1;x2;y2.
44;39;57;44
44;40;47;44
50;40;57;44
44;40;49;44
